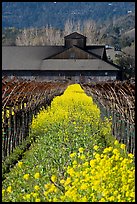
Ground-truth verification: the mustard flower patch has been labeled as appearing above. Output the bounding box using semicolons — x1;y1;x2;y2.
2;84;135;202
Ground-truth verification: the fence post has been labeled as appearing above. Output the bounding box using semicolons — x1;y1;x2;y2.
10;109;14;153
4;109;9;158
3;108;7;159
12;107;16;150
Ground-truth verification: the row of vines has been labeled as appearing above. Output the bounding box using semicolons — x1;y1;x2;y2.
2;82;135;202
2;76;69;161
81;79;135;154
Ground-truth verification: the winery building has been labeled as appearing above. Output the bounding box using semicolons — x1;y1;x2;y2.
2;32;122;83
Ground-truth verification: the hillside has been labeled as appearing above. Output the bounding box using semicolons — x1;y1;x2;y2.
2;2;135;29
98;12;135;47
2;12;135;48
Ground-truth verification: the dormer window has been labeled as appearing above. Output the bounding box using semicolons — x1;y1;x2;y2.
64;32;86;48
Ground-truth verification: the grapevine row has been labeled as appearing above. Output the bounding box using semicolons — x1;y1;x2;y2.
2;76;69;160
81;79;135;154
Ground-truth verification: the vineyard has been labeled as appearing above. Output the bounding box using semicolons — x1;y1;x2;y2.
2;76;135;202
2;76;69;161
81;79;135;154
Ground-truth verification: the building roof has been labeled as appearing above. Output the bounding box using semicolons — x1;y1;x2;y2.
2;46;120;71
64;32;86;39
46;45;99;59
86;46;105;59
2;30;121;72
2;46;64;69
40;59;120;71
3;50;120;71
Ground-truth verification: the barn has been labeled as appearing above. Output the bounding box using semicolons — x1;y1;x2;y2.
2;32;123;83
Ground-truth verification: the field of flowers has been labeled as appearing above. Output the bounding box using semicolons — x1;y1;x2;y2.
2;84;135;202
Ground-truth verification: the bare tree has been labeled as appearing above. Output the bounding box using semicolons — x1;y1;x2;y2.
64;19;73;35
16;28;29;45
15;19;98;46
73;20;81;33
83;20;97;44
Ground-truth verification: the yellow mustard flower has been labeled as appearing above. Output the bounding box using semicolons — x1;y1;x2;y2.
48;184;56;193
81;196;88;202
60;179;65;184
23;195;26;200
51;175;57;182
128;177;133;183
44;183;50;189
7;186;12;193
80;154;86;160
48;199;52;202
103;147;110;154
90;159;96;167
95;153;100;160
53;198;58;202
130;192;135;198
114;153;120;161
114;140;119;145
34;185;40;191
25;194;31;199
80;183;88;190
99;197;106;202
128;153;134;159
2;189;5;195
67;167;75;176
113;190;118;196
35;198;41;202
120;144;126;150
109;196;115;201
121;158;129;165
72;178;79;185
64;177;71;186
126;191;130;197
108;146;113;152
93;145;99;151
72;160;77;165
113;148;119;155
34;172;40;179
17;161;23;168
23;174;29;180
70;152;76;158
83;161;89;167
78;147;84;153
117;194;121;201
65;189;71;197
43;191;48;197
32;192;38;197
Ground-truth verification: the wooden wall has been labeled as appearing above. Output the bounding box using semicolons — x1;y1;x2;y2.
65;38;86;48
2;70;120;83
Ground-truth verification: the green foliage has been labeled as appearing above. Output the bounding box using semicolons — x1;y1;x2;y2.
2;135;36;180
2;84;135;202
2;27;21;46
115;54;135;79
